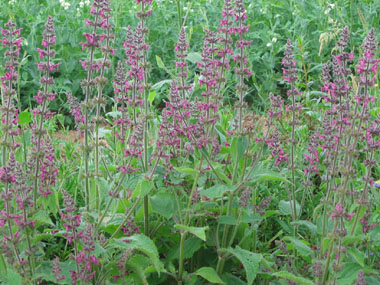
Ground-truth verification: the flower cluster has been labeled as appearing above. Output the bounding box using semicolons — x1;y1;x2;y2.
30;16;59;200
233;0;253;134
266;129;288;166
70;225;100;284
0;20;22;153
52;257;65;282
59;0;71;10
328;203;355;221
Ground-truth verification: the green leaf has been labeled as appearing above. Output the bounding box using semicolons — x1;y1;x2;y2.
132;178;154;199
106;111;121;118
347;248;365;267
201;184;231;199
32;210;54;226
273;271;314;285
174;167;199;175
151;79;172;90
174;224;209;241
148;90;156;105
156;55;166;69
222;273;246;285
126;254;150;284
150;192;177;219
337;263;361;284
278;200;301;216
231;136;248;164
218;216;237;225
7;268;22;284
167;237;203;261
247;169;290;184
113;234;165;275
19;111;32;125
34;260;77;284
186;52;202;64
219;246;262;285
195;267;225;284
155;55;174;77
98;127;112;138
284;236;312;257
291;220;317;235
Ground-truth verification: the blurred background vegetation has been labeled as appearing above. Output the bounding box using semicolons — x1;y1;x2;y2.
0;0;379;126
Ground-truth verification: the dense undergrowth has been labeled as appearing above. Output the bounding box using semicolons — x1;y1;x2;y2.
0;0;380;284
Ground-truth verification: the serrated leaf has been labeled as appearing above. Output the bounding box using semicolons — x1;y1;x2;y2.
219;246;262;285
284;236;312;257
231;136;248;165
347;248;365;267
19;111;32;125
186;52;202;64
32;211;54;226
174;224;209;241
195;267;225;284
201;184;231;199
150;192;177;219
126;254;150;284
132;178;154;198
167;237;203;261
218;216;237;225
278;200;301;216
151;79;172;90
148;90;156;105
247;170;290;184
273;271;314;285
7;268;22;285
113;234;165;275
337;263;361;284
174;167;199;175
291;220;317;235
106;111;121;118
156;55;166;69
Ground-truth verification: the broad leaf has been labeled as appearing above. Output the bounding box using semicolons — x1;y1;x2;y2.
7;268;22;285
291;220;317;235
273;271;314;285
201;184;231;199
186;52;202;64
19;111;32;125
347;248;365;267
132;178;155;198
284;236;312;257
195;267;225;284
150;192;177;219
112;234;165;274
174;167;199;175
174;224;209;241
219;246;262;285
148;90;156;105
218;216;237;225
278;200;301;216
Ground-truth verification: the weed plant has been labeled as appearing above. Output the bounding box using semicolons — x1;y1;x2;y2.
0;0;379;284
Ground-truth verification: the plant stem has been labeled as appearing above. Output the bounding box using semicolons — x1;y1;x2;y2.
178;157;203;284
83;11;99;211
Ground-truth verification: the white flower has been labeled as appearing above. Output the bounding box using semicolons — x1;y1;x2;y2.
267;42;272;47
79;1;84;8
272;37;277;43
85;0;91;5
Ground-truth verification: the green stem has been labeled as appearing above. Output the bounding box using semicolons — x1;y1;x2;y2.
176;0;182;29
95;172;127;233
103;197;141;247
178;157;203;284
